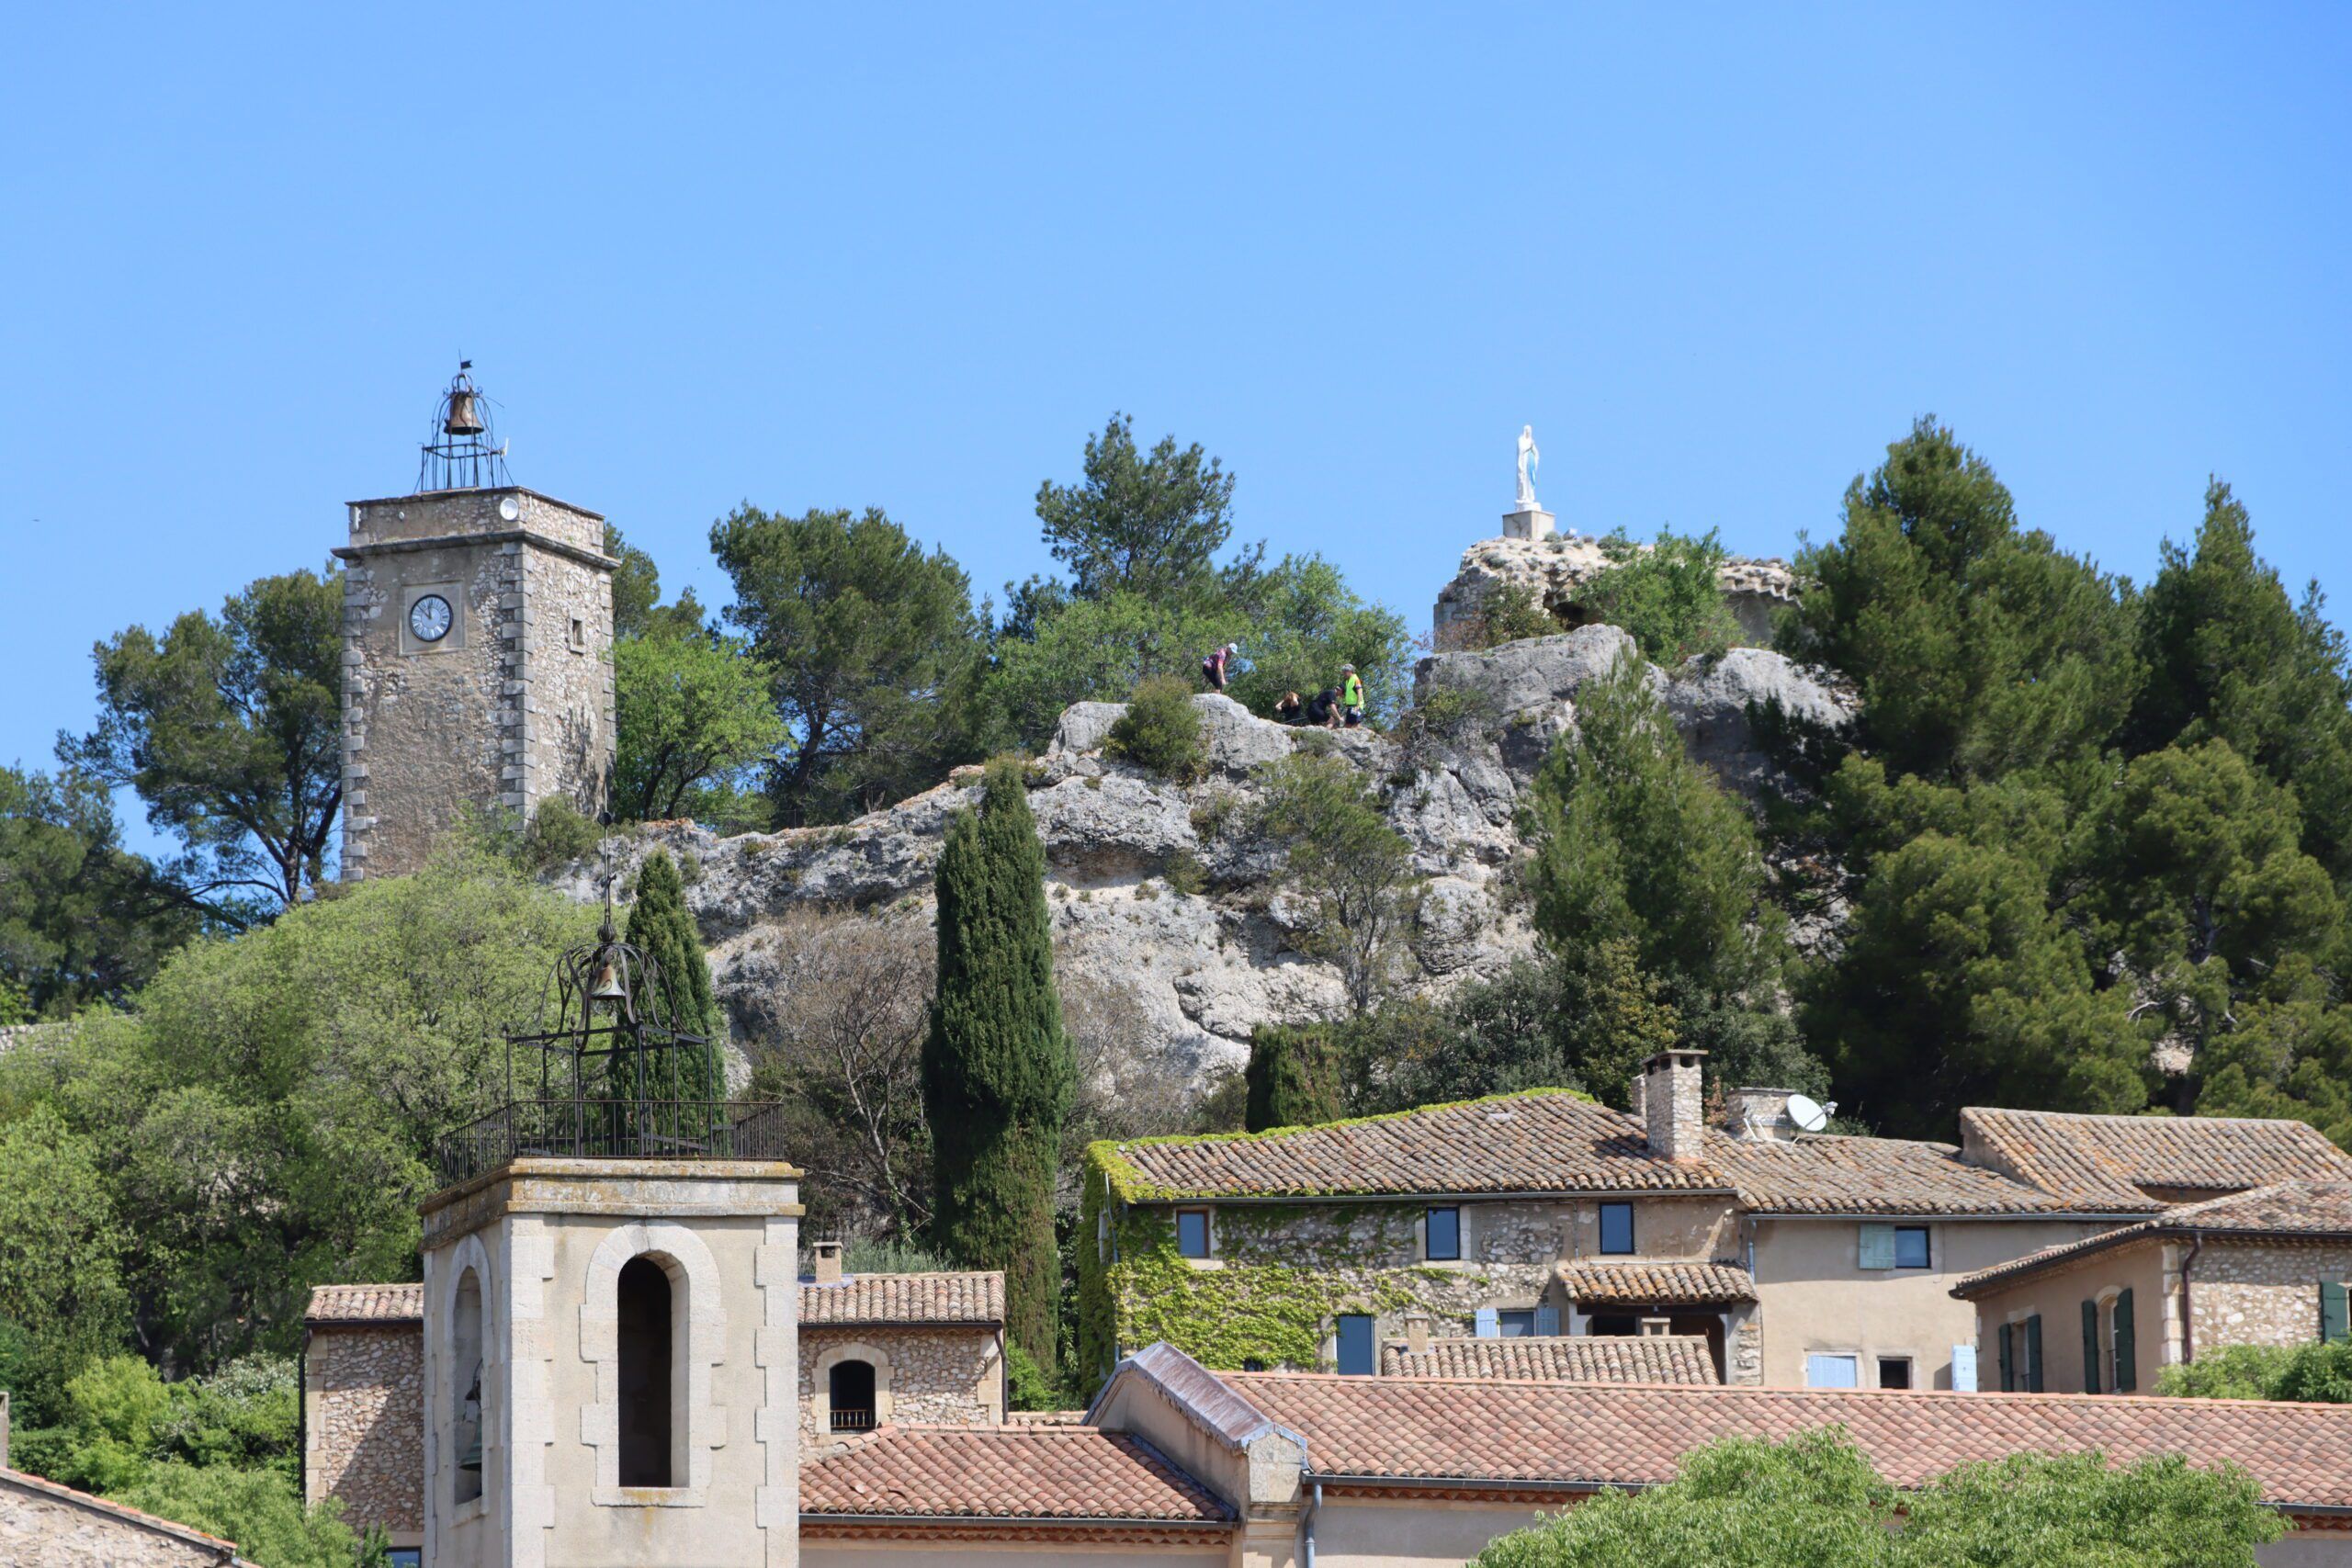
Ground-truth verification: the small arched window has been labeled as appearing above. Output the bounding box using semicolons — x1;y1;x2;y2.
616;1256;674;1486
829;1359;876;1432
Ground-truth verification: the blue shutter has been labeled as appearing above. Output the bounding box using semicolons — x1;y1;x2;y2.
1534;1304;1561;1337
1474;1306;1499;1339
2323;1281;2350;1345
1858;1224;1896;1270
2113;1290;2136;1393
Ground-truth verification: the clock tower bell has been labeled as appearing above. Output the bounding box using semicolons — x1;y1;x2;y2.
336;367;616;880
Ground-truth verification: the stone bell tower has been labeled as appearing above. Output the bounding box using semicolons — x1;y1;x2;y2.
421;901;800;1567
336;366;616;880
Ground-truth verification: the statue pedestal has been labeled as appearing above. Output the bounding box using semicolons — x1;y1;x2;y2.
1502;506;1555;542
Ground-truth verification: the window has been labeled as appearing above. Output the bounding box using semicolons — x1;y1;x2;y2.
1175;1210;1211;1259
1335;1314;1375;1375
828;1359;876;1433
1805;1353;1860;1389
2109;1291;2135;1393
450;1269;483;1506
616;1256;674;1487
1598;1202;1634;1256
387;1552;422;1568
1425;1206;1461;1262
1498;1309;1537;1337
1876;1356;1913;1390
2321;1280;2347;1345
1894;1226;1930;1269
569;615;587;652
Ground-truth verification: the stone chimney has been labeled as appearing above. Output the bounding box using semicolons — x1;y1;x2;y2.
811;1236;844;1285
1641;1049;1708;1164
1726;1087;1798;1142
1404;1311;1431;1356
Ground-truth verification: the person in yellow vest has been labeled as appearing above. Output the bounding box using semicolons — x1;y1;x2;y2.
1340;664;1364;728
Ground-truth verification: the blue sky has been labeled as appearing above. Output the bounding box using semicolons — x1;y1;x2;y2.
4;5;2348;851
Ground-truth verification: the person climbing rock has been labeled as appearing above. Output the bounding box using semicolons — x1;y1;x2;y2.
1304;685;1341;728
1201;642;1238;693
1340;663;1364;727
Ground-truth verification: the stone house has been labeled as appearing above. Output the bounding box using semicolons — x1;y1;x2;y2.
304;1257;1007;1551
797;1340;2352;1565
1951;1180;2352;1393
1080;1048;2352;1393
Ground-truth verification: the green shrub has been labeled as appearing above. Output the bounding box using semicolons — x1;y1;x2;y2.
1466;580;1557;649
1164;851;1206;897
519;797;603;871
1106;677;1207;783
2157;1341;2352;1403
1005;1342;1062;1411
1575;527;1743;664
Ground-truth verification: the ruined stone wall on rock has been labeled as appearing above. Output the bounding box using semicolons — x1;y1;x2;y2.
304;1323;425;1538
1430;534;1800;652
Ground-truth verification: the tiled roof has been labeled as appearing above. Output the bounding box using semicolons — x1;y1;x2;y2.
1708;1131;2097;1216
799;1271;1004;1326
1381;1335;1719;1383
799;1425;1234;1522
1557;1259;1755;1304
1953;1180;2352;1296
305;1283;424;1324
2;1466;248;1560
1101;1091;1722;1201
1961;1108;2352;1207
1217;1367;2352;1506
1101;1091;2100;1214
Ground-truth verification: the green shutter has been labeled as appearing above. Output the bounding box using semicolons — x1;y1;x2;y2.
1997;1322;2014;1393
2025;1314;2045;1393
2324;1281;2350;1345
1858;1224;1896;1270
2114;1289;2136;1393
2080;1300;2102;1395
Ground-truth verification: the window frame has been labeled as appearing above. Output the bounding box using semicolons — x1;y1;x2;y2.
1875;1355;1914;1390
1892;1225;1931;1269
1597;1201;1635;1256
1498;1308;1538;1338
1175;1208;1212;1260
1424;1205;1461;1262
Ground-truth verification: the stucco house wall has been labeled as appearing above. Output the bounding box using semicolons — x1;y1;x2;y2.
1753;1216;2111;1390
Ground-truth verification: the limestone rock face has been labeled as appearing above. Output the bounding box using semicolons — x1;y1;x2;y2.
554;642;1855;1093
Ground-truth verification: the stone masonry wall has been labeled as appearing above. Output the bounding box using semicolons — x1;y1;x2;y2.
339;488;610;881
0;1475;228;1566
2189;1240;2352;1354
306;1324;425;1537
799;1325;1001;1443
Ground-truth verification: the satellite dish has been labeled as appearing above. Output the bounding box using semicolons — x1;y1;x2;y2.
497;495;521;522
1786;1094;1833;1134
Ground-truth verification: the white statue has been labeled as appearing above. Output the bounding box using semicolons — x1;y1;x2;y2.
1515;424;1541;511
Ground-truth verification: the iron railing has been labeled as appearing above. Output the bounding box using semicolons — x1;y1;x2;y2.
434;1099;796;1187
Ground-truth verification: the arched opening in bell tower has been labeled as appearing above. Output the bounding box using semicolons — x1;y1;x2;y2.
451;1268;484;1506
616;1255;676;1486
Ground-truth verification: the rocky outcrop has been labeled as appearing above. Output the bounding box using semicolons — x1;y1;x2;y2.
553;639;1855;1092
1430;534;1801;650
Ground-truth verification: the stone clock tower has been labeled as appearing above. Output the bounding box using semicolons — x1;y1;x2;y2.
336;367;616;880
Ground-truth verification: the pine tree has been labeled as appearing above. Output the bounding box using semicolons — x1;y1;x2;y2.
622;849;725;1103
922;760;1074;1375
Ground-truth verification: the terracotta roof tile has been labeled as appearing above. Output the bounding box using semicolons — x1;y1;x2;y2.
798;1271;1004;1326
1961;1109;2352;1207
305;1283;424;1323
1104;1092;2101;1214
1218;1368;2352;1506
1953;1180;2352;1296
1381;1335;1719;1383
1104;1092;1717;1201
1557;1259;1755;1305
799;1425;1233;1521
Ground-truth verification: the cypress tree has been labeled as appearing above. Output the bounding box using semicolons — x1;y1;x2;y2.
621;849;724;1103
1243;1024;1344;1131
922;760;1074;1374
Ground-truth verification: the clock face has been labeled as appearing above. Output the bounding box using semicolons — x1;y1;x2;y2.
409;593;454;643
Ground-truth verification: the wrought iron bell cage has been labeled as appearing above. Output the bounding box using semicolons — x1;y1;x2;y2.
434;880;790;1184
